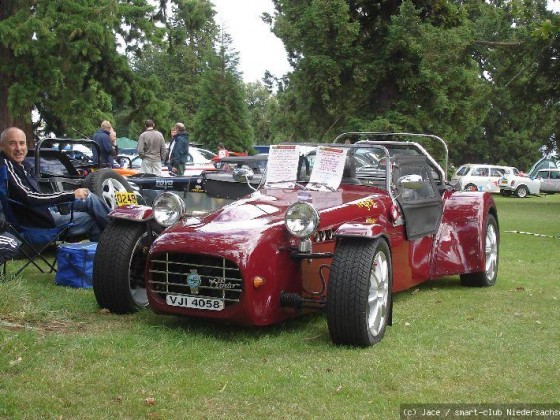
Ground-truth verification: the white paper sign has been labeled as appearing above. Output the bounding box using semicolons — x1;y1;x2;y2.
308;147;348;191
265;145;300;188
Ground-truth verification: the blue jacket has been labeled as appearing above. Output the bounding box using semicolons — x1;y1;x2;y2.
170;132;190;164
92;129;114;165
0;153;75;228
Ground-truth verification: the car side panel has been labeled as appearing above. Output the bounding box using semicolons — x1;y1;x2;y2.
431;191;496;277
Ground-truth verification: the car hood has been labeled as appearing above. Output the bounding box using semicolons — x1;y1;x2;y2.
150;187;389;255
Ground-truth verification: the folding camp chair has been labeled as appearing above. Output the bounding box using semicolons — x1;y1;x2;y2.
0;165;74;276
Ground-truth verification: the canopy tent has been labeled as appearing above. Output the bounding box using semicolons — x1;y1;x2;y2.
117;137;137;149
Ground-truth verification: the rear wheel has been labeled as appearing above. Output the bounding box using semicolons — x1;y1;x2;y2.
460;214;499;287
93;221;154;313
515;185;528;198
85;168;134;210
464;183;478;192
327;238;392;347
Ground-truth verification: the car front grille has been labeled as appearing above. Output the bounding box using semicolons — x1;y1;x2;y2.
148;253;243;306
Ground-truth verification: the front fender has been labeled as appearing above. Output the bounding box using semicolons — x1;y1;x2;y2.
335;222;385;239
109;205;154;222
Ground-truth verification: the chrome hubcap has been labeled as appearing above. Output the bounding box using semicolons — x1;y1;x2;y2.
101;179;127;210
485;223;498;280
367;251;389;335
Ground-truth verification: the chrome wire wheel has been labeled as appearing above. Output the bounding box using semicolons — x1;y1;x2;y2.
367;251;390;336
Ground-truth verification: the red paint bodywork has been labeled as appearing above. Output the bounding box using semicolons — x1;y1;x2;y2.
143;183;497;326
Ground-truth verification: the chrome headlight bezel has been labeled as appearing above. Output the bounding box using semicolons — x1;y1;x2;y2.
152;192;187;227
284;201;320;238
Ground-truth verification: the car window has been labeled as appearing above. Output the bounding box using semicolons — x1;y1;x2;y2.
471;167;489;176
537;171;549;179
491;168;504;177
456;166;470;176
551;171;560;180
195;148;217;161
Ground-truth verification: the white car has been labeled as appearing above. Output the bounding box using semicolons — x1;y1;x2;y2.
499;174;540;198
129;146;217;176
536;168;560;194
451;164;519;193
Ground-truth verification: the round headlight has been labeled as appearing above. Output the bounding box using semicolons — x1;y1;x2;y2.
152;192;187;227
285;201;320;238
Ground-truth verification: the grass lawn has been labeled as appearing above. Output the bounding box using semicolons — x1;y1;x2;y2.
1;194;559;419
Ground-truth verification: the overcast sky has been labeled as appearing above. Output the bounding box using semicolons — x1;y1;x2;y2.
212;0;291;83
212;0;559;83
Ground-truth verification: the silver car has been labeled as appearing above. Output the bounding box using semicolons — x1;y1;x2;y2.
537;168;560;194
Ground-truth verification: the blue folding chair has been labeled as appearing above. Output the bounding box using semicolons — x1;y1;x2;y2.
0;165;75;276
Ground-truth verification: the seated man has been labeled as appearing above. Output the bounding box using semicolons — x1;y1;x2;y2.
0;127;110;242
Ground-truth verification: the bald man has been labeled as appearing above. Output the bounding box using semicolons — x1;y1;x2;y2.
0;127;110;241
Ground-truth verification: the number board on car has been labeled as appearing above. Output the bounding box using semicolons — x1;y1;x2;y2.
166;294;224;311
115;192;138;206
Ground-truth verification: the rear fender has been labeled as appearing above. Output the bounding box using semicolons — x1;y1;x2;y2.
109;205;154;222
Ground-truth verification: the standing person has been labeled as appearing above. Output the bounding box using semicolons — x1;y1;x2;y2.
92;120;116;166
164;127;177;173
169;122;189;176
110;128;119;159
137;119;166;175
0;127;111;242
217;143;229;159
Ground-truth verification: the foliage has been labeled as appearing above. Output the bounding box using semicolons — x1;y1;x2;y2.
270;0;559;167
124;0;218;140
0;0;169;140
191;29;253;153
2;194;560;417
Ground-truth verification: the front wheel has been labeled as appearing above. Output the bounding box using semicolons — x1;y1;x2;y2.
515;185;528;198
460;214;499;287
327;238;392;347
93;221;154;313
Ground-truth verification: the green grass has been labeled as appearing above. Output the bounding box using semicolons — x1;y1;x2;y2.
1;194;560;419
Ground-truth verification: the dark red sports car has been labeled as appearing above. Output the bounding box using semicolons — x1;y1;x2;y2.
93;133;499;347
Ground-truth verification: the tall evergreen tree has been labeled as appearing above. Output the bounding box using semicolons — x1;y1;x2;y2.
192;29;253;153
129;0;218;139
0;0;167;143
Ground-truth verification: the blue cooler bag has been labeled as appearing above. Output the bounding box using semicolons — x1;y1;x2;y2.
55;242;98;288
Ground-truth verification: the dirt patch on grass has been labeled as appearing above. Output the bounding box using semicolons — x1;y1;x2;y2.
1;316;88;334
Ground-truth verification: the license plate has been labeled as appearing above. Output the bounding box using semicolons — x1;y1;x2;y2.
166;294;224;311
115;192;138;206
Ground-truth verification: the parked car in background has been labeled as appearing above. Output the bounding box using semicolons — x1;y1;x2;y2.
499;173;540;197
536;168;560;194
451;164;519;192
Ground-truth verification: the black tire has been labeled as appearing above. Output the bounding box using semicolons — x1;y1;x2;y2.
464;183;478;192
515;185;528;198
500;189;512;197
327;238;392;347
460;214;499;287
84;168;134;210
93;221;154;313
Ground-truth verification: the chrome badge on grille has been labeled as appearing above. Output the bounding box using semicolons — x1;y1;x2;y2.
187;269;201;295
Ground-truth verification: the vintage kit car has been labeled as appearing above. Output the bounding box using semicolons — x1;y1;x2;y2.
92;132;499;347
28;138;141;210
